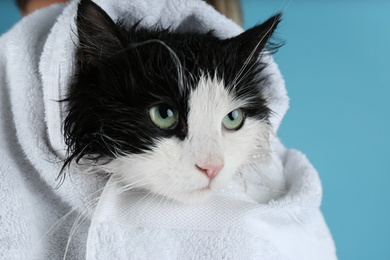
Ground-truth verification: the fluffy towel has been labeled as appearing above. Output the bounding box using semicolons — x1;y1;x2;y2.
0;0;337;259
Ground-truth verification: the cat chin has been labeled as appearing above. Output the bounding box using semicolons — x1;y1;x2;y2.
148;174;232;204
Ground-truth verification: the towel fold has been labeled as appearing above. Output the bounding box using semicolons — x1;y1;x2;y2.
0;0;336;259
88;149;335;260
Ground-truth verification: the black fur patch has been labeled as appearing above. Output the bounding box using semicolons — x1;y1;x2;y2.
62;0;281;171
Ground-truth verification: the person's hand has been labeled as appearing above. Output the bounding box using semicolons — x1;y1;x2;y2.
16;0;68;16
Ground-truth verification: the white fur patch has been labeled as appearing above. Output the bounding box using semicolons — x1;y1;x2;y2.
106;75;273;203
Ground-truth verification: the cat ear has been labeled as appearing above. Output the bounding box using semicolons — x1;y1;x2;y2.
227;13;282;59
76;0;124;67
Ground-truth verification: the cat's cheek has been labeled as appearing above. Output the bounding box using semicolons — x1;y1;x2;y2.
104;141;212;202
229;120;270;162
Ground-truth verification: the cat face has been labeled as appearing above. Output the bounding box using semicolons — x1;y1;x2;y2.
63;0;281;203
98;76;271;202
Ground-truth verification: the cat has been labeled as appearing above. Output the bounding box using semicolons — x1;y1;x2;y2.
62;0;284;203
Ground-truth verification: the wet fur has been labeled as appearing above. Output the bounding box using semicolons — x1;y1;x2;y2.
63;0;282;203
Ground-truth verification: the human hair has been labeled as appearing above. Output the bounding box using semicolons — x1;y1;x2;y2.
15;0;28;12
205;0;242;26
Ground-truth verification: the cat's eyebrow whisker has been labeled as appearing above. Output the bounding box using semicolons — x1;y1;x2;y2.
280;0;294;14
230;58;272;95
113;39;186;96
231;51;263;90
229;59;260;90
230;13;281;91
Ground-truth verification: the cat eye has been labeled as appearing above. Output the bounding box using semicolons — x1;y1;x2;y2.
149;104;179;129
222;108;245;130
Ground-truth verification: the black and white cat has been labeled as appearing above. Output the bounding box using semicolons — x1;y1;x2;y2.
63;0;285;203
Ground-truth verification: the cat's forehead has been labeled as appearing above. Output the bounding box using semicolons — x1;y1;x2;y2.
189;75;242;114
127;29;262;101
187;75;242;132
126;28;238;79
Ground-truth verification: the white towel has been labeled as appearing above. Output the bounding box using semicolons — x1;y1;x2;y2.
0;0;336;259
89;148;335;260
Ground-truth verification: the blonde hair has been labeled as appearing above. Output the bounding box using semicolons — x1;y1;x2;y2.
205;0;243;26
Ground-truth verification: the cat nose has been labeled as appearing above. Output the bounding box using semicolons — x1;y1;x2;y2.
196;163;224;180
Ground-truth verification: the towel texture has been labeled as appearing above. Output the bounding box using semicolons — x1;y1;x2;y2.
0;0;336;259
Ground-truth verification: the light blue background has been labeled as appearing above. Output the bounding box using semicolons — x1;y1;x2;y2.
242;1;390;260
1;1;389;259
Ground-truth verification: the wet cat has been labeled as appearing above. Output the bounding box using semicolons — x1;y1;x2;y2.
63;0;284;203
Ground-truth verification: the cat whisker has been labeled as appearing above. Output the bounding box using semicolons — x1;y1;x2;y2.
114;38;186;96
120;179;154;193
227;14;282;105
132;190;159;226
63;210;89;260
63;0;286;210
44;185;107;259
61;176;154;259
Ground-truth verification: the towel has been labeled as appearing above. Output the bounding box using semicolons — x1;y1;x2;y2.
0;0;337;259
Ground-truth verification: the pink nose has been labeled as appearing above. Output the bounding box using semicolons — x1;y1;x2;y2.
196;163;224;180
